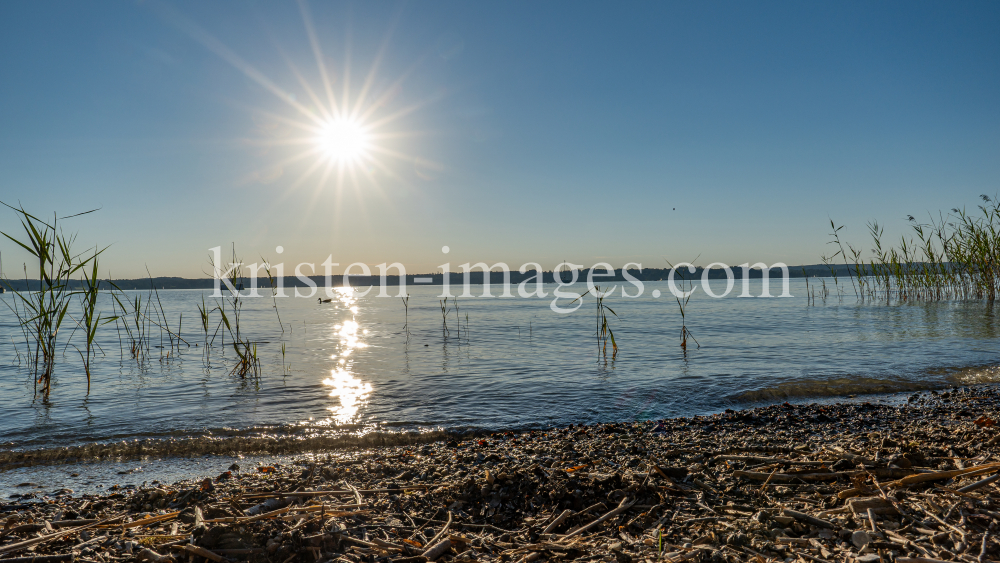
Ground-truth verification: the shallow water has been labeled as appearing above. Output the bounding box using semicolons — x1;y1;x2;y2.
2;279;999;464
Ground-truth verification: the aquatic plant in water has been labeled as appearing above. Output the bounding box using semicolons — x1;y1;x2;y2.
830;195;1000;303
0;203;105;400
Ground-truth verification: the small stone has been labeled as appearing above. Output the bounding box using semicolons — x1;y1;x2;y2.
773;515;795;526
725;533;749;547
851;530;872;548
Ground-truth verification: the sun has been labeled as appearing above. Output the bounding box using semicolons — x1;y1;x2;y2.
316;117;370;164
174;1;442;195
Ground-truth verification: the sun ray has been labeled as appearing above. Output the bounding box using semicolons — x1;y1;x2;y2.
161;1;447;201
302;158;338;223
297;0;340;119
341;20;355;121
155;3;322;124
234;143;322;187
349;7;404;119
276;50;333;124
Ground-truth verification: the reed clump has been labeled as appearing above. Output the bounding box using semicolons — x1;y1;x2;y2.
0;204;106;401
831;195;1000;302
209;245;261;378
111;289;151;363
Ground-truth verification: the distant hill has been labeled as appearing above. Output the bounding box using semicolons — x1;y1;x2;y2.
1;264;858;291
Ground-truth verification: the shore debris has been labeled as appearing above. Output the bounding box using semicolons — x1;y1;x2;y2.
2;385;998;562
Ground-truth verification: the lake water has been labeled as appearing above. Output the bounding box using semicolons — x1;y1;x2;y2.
2;279;999;467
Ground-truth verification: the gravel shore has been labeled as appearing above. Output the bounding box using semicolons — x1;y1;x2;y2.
2;385;999;563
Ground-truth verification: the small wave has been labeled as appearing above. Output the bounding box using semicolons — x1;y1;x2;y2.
733;377;942;402
733;363;1000;403
939;364;1000;385
0;428;487;471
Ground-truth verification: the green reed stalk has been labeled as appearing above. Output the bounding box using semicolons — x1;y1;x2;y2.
665;260;699;352
0;204;103;400
827;220;859;298
260;257;284;332
209;245;260;378
571;284;619;360
76;254;115;393
439;297;450;334
401;295;410;340
198;294;211;348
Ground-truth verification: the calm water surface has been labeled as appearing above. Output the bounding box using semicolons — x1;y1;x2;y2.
2;279;999;458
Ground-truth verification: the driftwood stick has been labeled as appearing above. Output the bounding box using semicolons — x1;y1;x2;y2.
0;555;76;563
734;469;912;481
425;510;453;547
758;468;779;493
173;544;225;563
343;480;364;506
923;509;966;538
957;471;1000;493
562;496;637;539
138;548;176;563
122;511;180;529
0;513;125;556
795;551;833;563
422;538;452;560
241;485;435;500
889;463;1000;488
371;537;405;551
781;508;834;529
338;535;382;549
541;509;573;535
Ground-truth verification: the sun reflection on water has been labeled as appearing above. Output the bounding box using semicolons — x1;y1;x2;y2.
321;286;372;424
322;368;373;424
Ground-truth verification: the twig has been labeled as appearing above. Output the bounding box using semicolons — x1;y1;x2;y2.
561;496;636;539
0;513;125;556
425;511;452;548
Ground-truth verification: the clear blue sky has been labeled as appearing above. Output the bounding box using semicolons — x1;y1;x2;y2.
1;1;997;278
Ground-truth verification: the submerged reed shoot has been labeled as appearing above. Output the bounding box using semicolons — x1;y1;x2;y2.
401;295;410;340
665;260;700;352
572;285;619;360
439;297;450;334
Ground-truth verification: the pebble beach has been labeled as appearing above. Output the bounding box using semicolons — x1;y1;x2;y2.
2;386;999;563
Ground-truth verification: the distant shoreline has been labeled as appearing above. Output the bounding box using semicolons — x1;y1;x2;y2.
1;264;848;291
